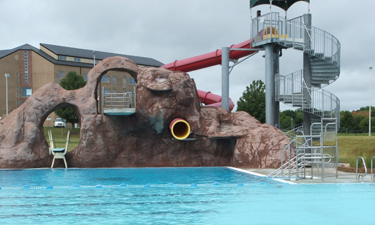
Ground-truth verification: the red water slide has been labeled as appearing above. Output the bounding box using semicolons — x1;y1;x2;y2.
161;39;257;111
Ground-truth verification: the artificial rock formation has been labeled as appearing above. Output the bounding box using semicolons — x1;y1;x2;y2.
0;56;291;168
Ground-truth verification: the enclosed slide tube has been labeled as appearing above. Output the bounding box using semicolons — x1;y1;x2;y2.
161;39;257;112
198;90;235;111
169;118;191;140
161;39;256;72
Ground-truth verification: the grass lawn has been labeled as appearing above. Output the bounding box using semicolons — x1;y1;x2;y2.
338;134;375;167
44;127;80;151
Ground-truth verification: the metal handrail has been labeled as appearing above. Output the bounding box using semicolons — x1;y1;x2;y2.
268;155;297;178
371;156;375;181
356;156;367;182
280;139;296;180
103;92;135;110
276;73;340;121
252;13;341;70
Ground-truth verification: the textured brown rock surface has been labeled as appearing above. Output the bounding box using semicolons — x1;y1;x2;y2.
0;56;291;168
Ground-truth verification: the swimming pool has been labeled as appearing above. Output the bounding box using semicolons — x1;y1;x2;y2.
0;167;374;224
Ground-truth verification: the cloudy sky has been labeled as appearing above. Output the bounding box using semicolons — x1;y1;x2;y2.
0;0;374;111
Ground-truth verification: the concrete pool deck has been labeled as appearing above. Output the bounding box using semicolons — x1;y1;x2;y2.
245;166;374;184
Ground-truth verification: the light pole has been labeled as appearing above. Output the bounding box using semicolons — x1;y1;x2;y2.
291;118;293;129
5;73;10;116
370;67;373;136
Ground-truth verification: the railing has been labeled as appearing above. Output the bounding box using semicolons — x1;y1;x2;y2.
356;156;367;182
251;12;286;40
283;125;303;141
278;139;296;180
308;26;341;70
371;156;375;181
103;92;136;110
270;119;338;181
276;72;340;122
251;13;341;70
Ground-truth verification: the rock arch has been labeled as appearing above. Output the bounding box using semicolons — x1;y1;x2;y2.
86;57;139;114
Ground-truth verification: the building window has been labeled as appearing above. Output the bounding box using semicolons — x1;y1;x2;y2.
16;78;19;83
59;71;63;79
74;57;81;62
123;77;127;87
55;78;59;82
22;87;32;97
16;87;19;91
16;93;19;98
16;73;19;77
113;76;116;87
103;88;111;95
24;51;28;84
84;73;88;81
102;75;110;83
16;101;20;106
25;72;28;84
129;78;136;85
113;89;117;93
59;56;66;60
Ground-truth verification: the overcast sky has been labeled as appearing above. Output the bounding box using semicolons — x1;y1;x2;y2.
0;0;374;112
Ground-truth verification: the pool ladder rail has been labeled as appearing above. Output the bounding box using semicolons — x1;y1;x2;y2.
356;156;367;182
356;156;375;182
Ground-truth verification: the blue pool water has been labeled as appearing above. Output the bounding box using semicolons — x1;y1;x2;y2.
0;167;374;224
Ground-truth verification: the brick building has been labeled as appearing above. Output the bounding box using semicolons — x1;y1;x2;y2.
0;43;163;126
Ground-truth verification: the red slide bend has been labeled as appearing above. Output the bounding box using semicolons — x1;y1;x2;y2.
161;39;257;111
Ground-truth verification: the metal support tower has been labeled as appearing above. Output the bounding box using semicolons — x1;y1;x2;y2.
303;13;312;135
221;47;230;111
265;44;280;126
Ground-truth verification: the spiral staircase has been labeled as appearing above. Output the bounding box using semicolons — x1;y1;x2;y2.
250;12;341;180
252;12;340;134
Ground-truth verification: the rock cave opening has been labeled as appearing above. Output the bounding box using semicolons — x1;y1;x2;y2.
93;68;138;115
41;103;82;152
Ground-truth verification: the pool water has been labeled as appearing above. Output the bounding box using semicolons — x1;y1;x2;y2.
0;167;374;224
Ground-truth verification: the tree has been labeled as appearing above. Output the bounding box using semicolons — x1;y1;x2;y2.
352;114;365;132
55;71;86;127
340;110;353;131
237;80;265;123
279;109;304;129
279;113;292;129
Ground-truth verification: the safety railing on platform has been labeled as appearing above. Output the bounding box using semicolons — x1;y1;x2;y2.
103;92;136;111
251;13;341;70
252;12;288;42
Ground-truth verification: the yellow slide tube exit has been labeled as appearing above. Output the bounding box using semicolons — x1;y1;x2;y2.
169;118;191;140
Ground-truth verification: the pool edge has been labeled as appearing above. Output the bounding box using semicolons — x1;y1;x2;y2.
226;167;296;185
